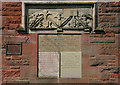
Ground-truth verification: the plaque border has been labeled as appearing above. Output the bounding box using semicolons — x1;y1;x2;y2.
6;43;22;55
22;1;97;34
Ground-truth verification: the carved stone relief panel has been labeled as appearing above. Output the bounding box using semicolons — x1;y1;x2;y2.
28;7;93;33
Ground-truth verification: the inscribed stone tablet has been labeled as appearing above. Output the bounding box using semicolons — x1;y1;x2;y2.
39;35;81;52
61;52;82;78
39;52;59;78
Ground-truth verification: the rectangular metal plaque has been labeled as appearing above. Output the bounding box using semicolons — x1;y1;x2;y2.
6;44;22;55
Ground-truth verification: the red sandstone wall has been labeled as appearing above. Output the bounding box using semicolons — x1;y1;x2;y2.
98;2;120;33
1;1;120;84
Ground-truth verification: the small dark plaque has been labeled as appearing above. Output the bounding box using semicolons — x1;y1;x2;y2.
6;44;22;55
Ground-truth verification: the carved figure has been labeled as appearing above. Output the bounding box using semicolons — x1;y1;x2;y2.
28;9;93;31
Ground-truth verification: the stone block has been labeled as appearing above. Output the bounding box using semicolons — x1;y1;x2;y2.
61;52;82;78
2;2;21;8
2;7;22;12
2;48;6;54
2;11;22;16
89;79;101;83
7;60;23;66
96;55;116;60
38;52;59;78
90;38;115;43
99;16;117;23
109;2;120;7
102;7;120;13
99;44;118;55
90;33;115;38
90;59;107;67
20;66;30;78
99;23;109;28
39;35;81;52
2;30;18;35
10;66;20;69
105;27;119;34
3;16;21;24
3;36;30;44
3;69;20;78
98;2;109;7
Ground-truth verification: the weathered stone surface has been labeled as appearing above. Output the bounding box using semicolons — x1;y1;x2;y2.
2;48;6;54
6;60;29;66
2;2;22;16
89;79;101;83
3;69;20;78
90;59;107;67
3;36;30;44
1;1;120;84
2;30;18;35
112;66;120;74
61;52;81;78
10;66;20;69
99;44;118;55
104;27;120;33
100;66;120;74
39;52;59;78
102;7;120;13
99;16;117;23
90;33;115;38
90;38;115;43
39;35;81;52
96;55;116;60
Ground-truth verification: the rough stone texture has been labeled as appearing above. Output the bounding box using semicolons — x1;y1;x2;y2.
1;1;120;84
98;2;120;33
81;34;119;83
2;69;20;82
2;2;22;30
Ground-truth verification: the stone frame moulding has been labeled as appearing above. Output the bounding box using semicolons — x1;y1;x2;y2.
6;43;22;55
22;1;98;34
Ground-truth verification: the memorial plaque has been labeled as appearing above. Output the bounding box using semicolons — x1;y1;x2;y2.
61;52;82;78
38;35;82;78
38;52;59;78
6;44;22;55
39;35;81;52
